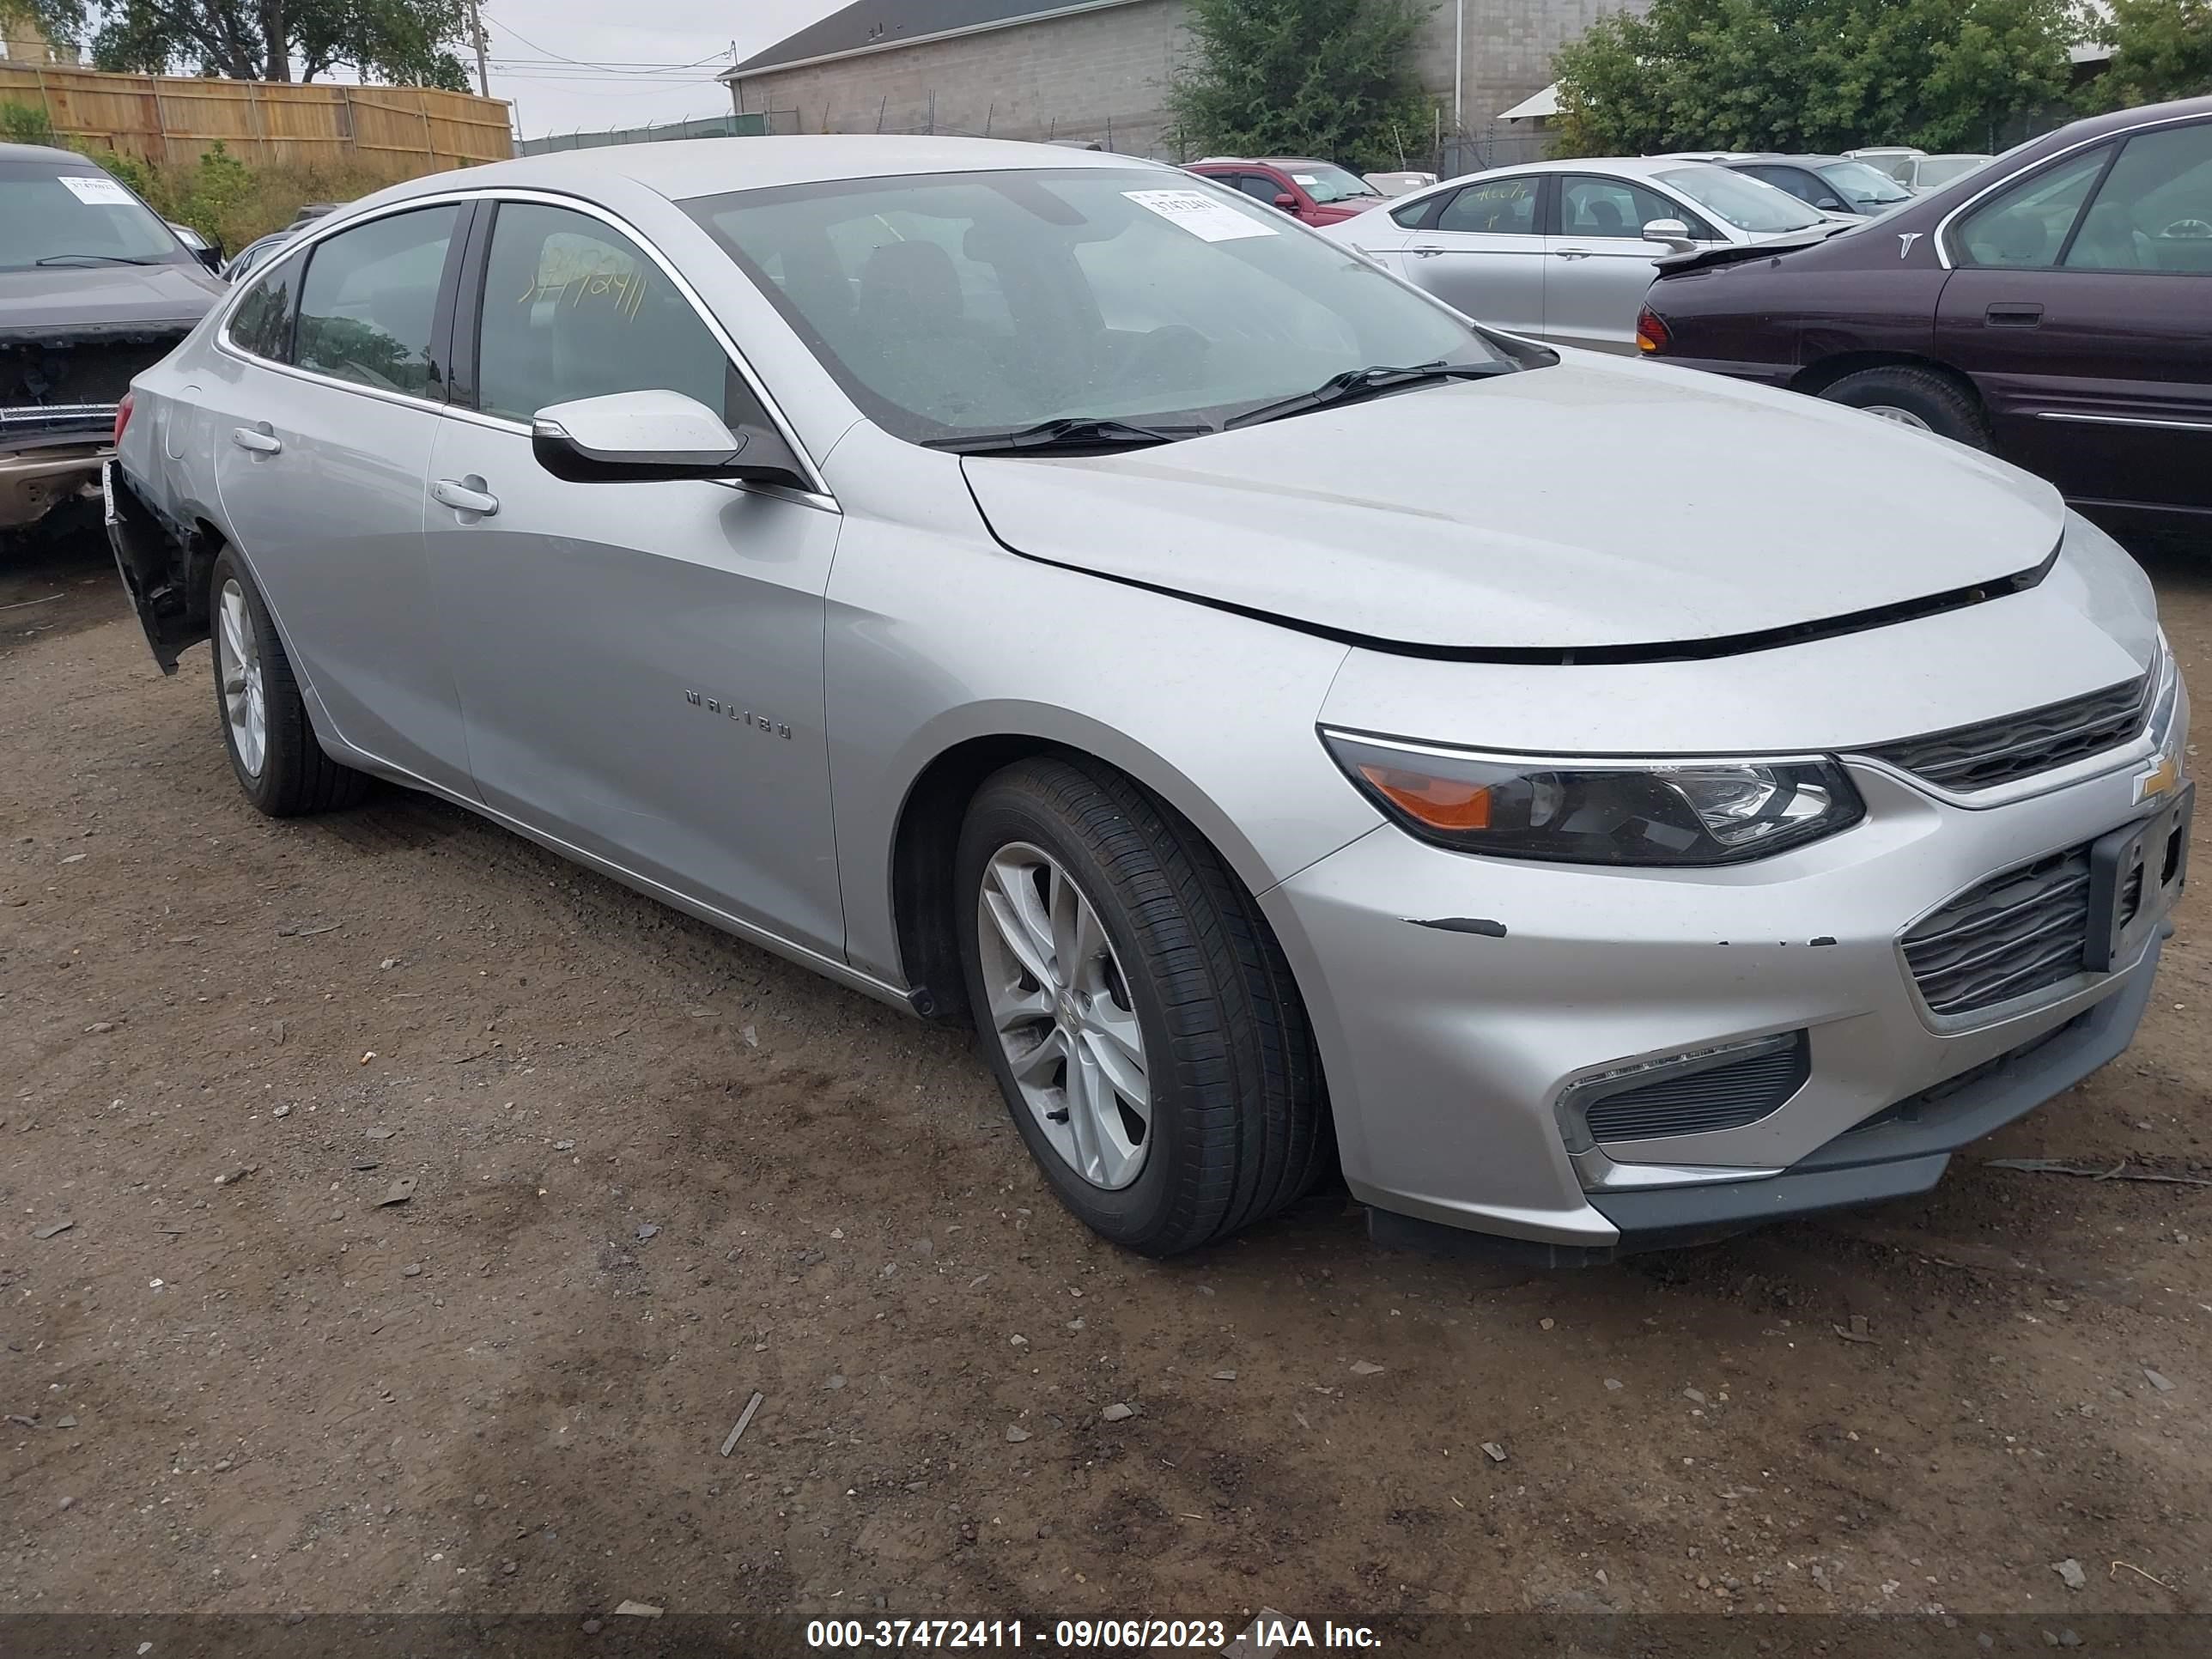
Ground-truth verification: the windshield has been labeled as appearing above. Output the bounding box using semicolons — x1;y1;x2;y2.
687;168;1513;444
1915;155;1991;190
1815;161;1912;208
1286;163;1381;204
0;162;191;272
1655;167;1827;233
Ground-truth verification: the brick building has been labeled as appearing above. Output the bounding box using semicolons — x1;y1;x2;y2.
722;0;1641;164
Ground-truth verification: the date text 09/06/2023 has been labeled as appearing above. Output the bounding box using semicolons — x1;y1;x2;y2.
805;1617;1385;1650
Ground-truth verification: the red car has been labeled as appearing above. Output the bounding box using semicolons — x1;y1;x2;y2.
1638;95;2212;538
1183;157;1384;227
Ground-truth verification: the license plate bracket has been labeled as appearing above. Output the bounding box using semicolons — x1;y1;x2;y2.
2085;781;2193;973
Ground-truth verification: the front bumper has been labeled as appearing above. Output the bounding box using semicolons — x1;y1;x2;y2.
1;432;110;530
1263;745;2188;1259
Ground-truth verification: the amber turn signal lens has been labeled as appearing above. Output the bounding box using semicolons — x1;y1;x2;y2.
1635;307;1670;355
1358;763;1492;830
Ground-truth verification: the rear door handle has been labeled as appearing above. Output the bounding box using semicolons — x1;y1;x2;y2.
1552;247;1595;260
432;477;499;518
1408;246;1446;258
230;424;282;455
1985;303;2044;326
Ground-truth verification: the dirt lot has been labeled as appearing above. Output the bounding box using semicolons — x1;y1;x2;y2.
3;520;2209;1631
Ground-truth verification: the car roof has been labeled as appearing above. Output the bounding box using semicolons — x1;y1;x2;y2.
370;135;1166;210
0;141;106;167
1726;155;1858;167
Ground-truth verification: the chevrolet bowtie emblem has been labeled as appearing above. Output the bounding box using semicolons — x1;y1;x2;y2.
2135;749;2183;804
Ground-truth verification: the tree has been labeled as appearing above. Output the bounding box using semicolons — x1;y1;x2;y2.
1168;0;1436;171
2080;0;2212;111
4;0;471;87
1551;0;2078;157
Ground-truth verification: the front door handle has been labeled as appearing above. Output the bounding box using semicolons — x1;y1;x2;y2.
1985;302;2044;326
432;477;499;518
1553;247;1595;260
231;424;282;456
1407;246;1446;258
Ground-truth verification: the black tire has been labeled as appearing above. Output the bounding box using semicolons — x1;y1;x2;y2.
209;548;368;817
955;756;1327;1256
1820;365;1990;448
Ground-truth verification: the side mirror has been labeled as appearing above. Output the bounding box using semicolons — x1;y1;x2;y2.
1641;217;1697;254
531;389;809;489
1815;197;1844;210
1273;191;1299;211
194;242;224;271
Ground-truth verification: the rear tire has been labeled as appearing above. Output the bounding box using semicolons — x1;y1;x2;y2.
1820;365;1990;447
210;549;368;817
956;757;1327;1256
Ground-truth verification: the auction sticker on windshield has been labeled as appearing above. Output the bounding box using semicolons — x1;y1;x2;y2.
58;173;134;205
1123;189;1278;241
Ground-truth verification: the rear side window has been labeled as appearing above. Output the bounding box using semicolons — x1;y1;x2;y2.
229;258;301;363
473;203;748;426
1437;177;1540;235
1954;147;2109;269
295;205;461;398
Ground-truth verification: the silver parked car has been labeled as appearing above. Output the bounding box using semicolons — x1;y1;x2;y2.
1323;156;1847;352
107;138;2190;1263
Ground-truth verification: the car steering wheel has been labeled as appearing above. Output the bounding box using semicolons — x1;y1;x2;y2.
2158;217;2212;239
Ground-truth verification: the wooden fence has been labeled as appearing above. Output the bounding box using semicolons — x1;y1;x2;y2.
0;66;513;173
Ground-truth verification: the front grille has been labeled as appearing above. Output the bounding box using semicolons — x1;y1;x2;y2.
1869;676;2148;792
1582;1036;1809;1143
1902;846;2093;1018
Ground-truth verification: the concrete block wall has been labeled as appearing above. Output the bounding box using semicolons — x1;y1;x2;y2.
726;1;1648;164
731;0;1190;157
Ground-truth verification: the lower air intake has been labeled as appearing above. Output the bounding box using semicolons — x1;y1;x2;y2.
1578;1033;1811;1144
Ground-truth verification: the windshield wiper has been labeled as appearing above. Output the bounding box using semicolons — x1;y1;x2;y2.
927;416;1213;455
35;252;163;266
1225;361;1510;429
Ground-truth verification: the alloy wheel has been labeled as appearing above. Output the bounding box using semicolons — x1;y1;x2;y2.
1860;404;1932;431
216;578;267;778
975;842;1152;1189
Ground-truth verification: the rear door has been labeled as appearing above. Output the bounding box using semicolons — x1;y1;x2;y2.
1395;174;1547;336
1936;121;2212;520
421;196;848;957
1545;174;1703;353
205;202;475;791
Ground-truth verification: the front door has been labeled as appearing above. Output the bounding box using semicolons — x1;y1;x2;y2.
421;199;847;958
1937;119;2212;522
1544;174;1690;354
1400;174;1547;336
208;203;474;791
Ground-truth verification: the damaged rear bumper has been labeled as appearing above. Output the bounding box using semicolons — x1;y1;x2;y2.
106;461;210;673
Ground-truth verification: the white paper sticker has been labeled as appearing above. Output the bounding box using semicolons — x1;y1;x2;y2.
1291;174;1320;185
58;173;133;206
1123;188;1279;242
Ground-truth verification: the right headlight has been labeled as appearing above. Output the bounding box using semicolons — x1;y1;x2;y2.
1322;731;1865;866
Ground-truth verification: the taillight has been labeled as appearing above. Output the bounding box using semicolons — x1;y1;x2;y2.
1635;307;1671;354
112;391;136;448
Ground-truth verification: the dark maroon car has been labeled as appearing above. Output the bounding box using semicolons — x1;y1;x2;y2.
1638;95;2212;537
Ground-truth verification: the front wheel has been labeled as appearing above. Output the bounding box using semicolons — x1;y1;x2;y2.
210;549;368;817
955;757;1327;1256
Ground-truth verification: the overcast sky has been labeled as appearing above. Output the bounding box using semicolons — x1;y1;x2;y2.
478;2;844;140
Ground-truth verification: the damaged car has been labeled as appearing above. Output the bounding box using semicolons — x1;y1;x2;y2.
107;141;2190;1262
3;141;225;536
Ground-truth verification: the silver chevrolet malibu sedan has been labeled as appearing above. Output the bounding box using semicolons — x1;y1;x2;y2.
106;137;2191;1262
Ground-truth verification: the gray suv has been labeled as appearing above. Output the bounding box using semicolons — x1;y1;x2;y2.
1;142;224;532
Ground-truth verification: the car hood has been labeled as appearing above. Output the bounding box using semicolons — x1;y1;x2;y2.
961;356;2066;653
0;261;224;335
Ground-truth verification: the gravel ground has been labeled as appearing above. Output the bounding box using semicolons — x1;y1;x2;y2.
3;521;2209;1626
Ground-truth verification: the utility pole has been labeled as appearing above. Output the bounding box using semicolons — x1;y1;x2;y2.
1452;0;1464;137
468;0;491;100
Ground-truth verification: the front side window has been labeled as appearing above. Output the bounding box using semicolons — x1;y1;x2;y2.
229;258;301;363
1655;167;1826;233
475;203;743;424
295;206;460;398
2063;123;2212;273
1815;161;1912;210
1954;147;2110;269
1231;173;1285;204
1559;175;1681;239
688;168;1512;442
1437;177;1540;235
0;160;196;272
1741;166;1828;206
